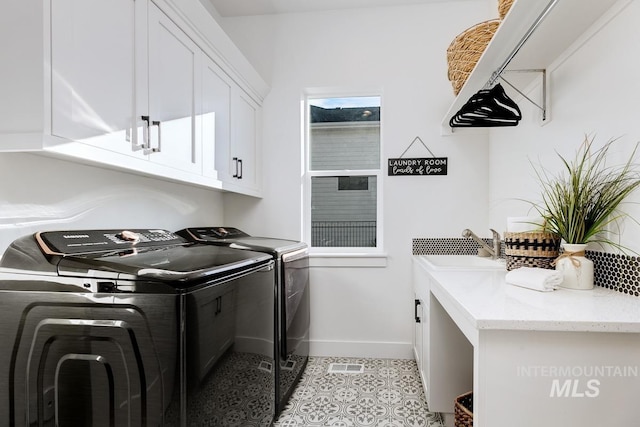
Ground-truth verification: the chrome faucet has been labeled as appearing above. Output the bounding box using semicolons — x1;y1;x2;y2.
462;228;501;259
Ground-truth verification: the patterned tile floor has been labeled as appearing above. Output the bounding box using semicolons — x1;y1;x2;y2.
274;356;444;427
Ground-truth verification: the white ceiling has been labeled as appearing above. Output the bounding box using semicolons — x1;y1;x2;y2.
208;0;469;17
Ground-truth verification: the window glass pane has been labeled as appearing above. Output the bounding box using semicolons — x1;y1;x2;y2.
311;176;377;247
338;176;368;191
309;97;380;171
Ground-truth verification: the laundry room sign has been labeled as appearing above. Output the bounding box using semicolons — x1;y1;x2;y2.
388;136;448;176
388;157;448;176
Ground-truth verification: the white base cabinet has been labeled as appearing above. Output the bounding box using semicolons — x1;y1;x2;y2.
0;0;267;194
414;256;640;426
412;264;428;397
412;260;474;425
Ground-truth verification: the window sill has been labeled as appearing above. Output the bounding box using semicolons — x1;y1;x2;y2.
309;252;388;268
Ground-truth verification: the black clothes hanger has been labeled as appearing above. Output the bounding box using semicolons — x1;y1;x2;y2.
449;83;521;128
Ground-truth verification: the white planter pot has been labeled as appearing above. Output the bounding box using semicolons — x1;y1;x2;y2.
555;243;594;290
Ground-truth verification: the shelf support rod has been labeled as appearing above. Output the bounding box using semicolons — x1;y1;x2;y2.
499;69;547;122
487;0;559;87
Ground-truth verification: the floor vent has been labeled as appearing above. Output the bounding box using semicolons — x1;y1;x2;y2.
328;363;365;374
281;358;297;371
258;360;273;373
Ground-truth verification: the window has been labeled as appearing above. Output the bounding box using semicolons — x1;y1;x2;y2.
304;95;382;251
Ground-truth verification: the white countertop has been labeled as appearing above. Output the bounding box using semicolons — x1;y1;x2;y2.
414;256;640;338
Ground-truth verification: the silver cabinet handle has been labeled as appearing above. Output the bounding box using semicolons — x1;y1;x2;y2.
146;120;161;154
133;116;161;154
232;157;243;179
133;115;151;152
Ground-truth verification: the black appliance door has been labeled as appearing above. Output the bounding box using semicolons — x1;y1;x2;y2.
277;248;309;413
182;262;277;426
5;262;277;427
5;290;176;427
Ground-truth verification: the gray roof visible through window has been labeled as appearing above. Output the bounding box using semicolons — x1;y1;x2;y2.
310;106;380;123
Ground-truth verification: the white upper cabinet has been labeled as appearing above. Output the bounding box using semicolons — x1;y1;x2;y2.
50;0;147;158
201;56;232;180
0;0;268;194
148;3;202;175
201;51;266;197
52;0;202;175
218;87;262;196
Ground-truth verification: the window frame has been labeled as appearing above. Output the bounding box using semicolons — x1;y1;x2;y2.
302;90;384;255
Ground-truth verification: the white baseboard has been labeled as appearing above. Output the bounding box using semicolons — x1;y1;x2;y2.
309;340;414;360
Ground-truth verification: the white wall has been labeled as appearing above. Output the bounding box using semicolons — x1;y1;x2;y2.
488;0;640;254
0;153;224;254
219;1;496;358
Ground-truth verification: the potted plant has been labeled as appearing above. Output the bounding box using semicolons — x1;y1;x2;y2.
529;136;640;289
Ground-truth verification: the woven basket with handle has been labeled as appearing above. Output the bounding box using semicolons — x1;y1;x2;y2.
504;231;561;271
446;20;500;95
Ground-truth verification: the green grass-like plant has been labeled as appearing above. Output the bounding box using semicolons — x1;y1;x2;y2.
530;136;640;249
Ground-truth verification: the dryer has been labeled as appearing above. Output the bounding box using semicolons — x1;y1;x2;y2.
0;228;276;426
176;227;309;416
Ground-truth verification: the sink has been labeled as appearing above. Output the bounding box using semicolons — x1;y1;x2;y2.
420;255;506;271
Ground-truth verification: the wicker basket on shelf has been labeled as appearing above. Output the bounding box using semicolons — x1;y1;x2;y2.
498;0;515;19
446;19;500;95
454;391;473;427
504;231;561;271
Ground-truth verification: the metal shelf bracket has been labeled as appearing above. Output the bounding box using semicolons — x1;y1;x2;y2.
500;69;548;122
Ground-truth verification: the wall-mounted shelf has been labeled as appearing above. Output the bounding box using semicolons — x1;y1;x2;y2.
441;0;625;135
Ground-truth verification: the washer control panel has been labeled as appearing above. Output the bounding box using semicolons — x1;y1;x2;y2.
37;229;185;255
184;227;250;240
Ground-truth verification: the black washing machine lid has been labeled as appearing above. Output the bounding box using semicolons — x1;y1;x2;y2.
26;229;272;284
177;227;307;256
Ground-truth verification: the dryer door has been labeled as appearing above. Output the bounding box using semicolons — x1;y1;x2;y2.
8;292;176;426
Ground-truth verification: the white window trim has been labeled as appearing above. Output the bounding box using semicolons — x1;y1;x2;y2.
302;89;385;261
308;252;388;268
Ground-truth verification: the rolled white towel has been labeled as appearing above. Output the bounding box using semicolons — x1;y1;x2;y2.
505;267;563;292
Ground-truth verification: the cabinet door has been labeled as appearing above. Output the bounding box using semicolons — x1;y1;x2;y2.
50;0;147;157
412;262;431;396
148;3;201;174
202;56;232;179
228;87;261;192
413;296;424;368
